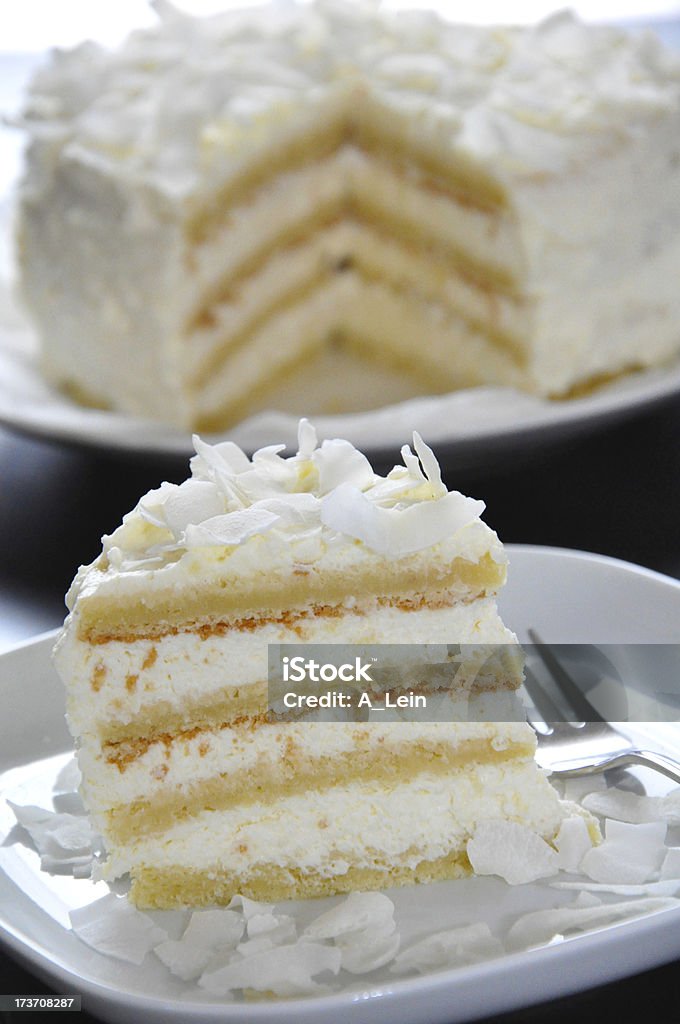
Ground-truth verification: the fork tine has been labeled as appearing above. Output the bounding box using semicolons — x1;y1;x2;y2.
522;665;563;723
528;629;606;723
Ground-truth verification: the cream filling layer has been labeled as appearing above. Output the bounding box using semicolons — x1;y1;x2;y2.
186;146;520;304
58;596;515;738
193;272;525;423
103;762;570;880
79;720;535;818
186;219;528;386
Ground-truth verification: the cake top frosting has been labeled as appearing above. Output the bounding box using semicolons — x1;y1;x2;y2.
20;1;680;195
100;420;486;574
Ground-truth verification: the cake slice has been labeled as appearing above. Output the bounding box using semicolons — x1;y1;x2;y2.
54;421;574;908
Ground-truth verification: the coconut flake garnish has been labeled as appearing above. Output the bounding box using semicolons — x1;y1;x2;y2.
304;892;395;939
314;439;375;495
582;789;662;824
338;924;400;975
160;479;225;537
101;422;484;564
8;801;97;874
554;816;595;873
391;922;503;976
320;484;483;557
582;788;680;825
226;894;274;919
198;941;342;998
53;757;81;795
507;896;680;951
302;893;398;975
70;894;168;964
297;417;318;458
660;847;680;879
154;909;244;981
246;911;296;943
184;507;280;548
191;434;251;486
412;432;447;497
467;821;560;885
580;819;667;884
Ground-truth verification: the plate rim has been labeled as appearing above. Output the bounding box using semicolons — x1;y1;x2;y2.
2;544;680;1023
2;324;680;459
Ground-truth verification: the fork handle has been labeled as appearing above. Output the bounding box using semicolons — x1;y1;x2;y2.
628;750;680;785
578;750;680;785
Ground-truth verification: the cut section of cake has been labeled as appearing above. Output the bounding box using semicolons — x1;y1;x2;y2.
17;3;680;429
54;422;579;908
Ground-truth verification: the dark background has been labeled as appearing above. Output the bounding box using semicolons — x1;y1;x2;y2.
1;393;679;1024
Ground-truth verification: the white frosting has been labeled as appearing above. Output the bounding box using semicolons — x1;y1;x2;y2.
69;420;490;596
20;4;680;197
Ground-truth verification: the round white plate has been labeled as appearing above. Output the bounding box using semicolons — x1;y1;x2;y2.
1;545;680;1024
2;195;680;464
2;289;680;464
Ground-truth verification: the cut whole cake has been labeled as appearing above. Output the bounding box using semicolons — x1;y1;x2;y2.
17;2;680;430
54;421;579;908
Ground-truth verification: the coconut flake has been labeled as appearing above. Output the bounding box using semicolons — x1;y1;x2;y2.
199;941;341;997
314;439;375;495
251;493;320;527
301;893;398;975
660;788;680;824
391;922;502;976
137;481;180;528
467;821;560;885
412;432;447;497
338;925;400;974
297;418;318;458
161;479;225;537
70;894;168;964
320;484;483;556
226;894;274;919
580;819;667;884
184;507;279;547
53;757;81;795
190;435;251;484
303;892;395;940
582;789;665;824
246;912;297;945
154;909;244;981
8;801;97;869
507;897;680;951
554;816;595;873
660;847;680;879
40;854;93;876
52;790;86;816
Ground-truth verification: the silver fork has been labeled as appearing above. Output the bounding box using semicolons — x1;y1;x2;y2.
523;629;680;784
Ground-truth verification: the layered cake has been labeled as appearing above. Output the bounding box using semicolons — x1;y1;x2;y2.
54;422;575;908
17;3;680;430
